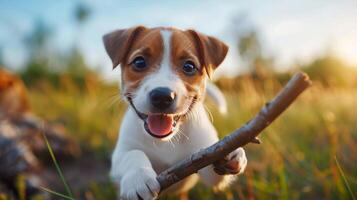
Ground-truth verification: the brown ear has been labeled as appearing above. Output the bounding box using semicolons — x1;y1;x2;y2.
187;30;228;77
103;26;147;69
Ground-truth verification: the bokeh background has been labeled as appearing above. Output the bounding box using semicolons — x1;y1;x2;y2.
0;0;356;199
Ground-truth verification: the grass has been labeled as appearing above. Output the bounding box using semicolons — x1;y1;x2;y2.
26;75;357;199
40;125;75;200
334;156;356;200
39;187;74;200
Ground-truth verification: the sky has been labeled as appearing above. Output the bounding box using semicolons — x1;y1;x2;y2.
1;0;357;79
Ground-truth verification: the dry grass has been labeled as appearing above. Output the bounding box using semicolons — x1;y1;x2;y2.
27;75;357;199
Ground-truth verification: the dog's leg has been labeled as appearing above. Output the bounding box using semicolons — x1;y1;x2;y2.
111;149;160;200
198;147;247;191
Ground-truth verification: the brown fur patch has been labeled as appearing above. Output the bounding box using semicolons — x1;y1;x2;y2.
170;30;205;94
0;69;30;118
121;28;164;94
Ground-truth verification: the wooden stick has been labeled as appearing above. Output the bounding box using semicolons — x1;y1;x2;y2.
156;72;311;192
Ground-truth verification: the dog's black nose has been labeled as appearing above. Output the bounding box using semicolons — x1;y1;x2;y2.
149;87;176;110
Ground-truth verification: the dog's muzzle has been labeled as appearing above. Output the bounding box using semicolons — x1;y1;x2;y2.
126;95;197;139
126;96;180;138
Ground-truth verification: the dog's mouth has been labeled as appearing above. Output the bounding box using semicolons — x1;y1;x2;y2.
127;98;181;138
127;97;195;139
143;114;181;138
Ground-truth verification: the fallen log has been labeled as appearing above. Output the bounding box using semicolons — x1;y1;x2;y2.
157;72;311;192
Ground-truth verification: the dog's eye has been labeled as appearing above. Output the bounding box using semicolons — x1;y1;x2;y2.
182;61;197;76
132;56;147;71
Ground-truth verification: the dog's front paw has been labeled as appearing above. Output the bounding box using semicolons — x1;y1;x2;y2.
213;147;247;175
119;167;160;200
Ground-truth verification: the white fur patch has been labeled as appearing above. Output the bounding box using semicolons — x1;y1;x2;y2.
160;30;172;75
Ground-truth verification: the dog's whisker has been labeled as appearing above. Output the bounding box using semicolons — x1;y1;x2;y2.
152;140;158;148
178;128;189;141
190;110;196;122
103;93;123;109
168;137;176;148
186;106;199;124
172;130;181;144
204;104;214;124
194;112;201;125
172;132;180;144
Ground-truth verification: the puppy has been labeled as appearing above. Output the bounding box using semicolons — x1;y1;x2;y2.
103;26;247;200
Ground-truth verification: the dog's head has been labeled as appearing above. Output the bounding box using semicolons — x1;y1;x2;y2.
103;26;228;140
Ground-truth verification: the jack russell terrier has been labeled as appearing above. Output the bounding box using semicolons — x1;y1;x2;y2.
103;26;247;200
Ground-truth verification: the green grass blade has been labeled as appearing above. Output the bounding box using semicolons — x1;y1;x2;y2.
40;122;74;199
39;187;75;200
334;156;356;200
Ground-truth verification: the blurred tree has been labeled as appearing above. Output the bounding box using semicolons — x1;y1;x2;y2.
65;2;94;87
20;4;94;87
238;31;274;79
65;47;91;85
238;31;262;65
20;20;57;85
74;3;91;25
215;15;281;93
301;54;357;87
73;2;91;44
232;15;275;79
23;21;52;60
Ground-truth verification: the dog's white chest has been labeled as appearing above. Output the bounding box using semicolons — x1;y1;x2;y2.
117;104;217;173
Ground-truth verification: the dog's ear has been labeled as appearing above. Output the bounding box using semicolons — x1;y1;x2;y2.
103;26;147;69
187;30;228;78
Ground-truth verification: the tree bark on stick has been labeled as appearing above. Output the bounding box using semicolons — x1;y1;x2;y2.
156;72;312;192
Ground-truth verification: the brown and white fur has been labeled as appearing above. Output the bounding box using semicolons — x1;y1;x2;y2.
103;26;247;200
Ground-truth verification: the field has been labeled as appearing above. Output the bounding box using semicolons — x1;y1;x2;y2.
2;1;357;199
26;73;357;200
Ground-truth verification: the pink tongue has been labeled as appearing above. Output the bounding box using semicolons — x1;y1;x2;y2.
147;115;173;136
